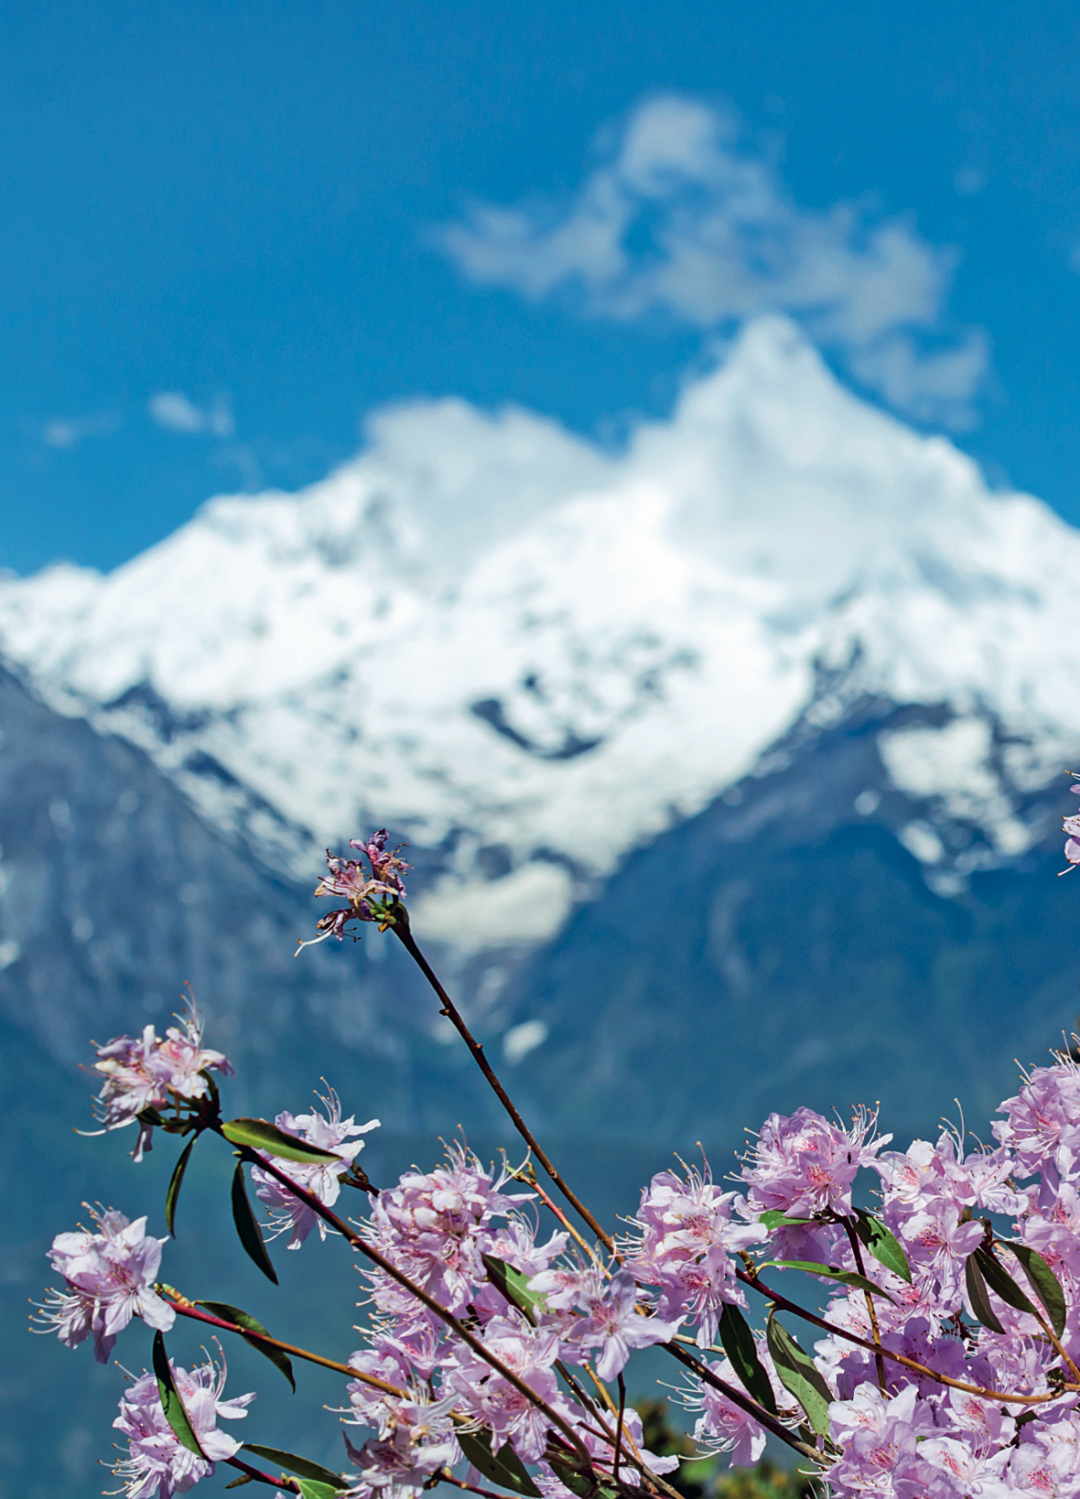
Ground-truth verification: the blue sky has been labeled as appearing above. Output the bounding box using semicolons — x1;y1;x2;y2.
4;0;1080;576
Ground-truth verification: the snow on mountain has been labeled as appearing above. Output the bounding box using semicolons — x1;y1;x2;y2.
2;316;1077;947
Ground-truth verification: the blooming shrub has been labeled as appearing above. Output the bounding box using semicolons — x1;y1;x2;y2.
33;819;1080;1499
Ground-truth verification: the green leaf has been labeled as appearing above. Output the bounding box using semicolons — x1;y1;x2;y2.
546;1453;616;1499
768;1261;897;1304
458;1432;541;1497
165;1137;197;1237
222;1118;341;1164
765;1313;834;1435
242;1445;346;1488
297;1481;343;1499
972;1248;1038;1320
964;1252;1005;1335
758;1211;813;1231
225;1475;255;1488
152;1331;207;1458
481;1254;541;1325
1001;1242;1067;1337
718;1304;778;1414
852;1210;912;1284
230;1161;279;1285
197;1301;295;1391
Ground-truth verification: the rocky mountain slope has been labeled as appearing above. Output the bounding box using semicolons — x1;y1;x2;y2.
1;316;1076;957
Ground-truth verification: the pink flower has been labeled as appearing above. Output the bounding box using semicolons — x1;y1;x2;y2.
687;1356;769;1469
342;1391;458;1495
90;1000;231;1160
110;1350;254;1499
1062;777;1080;873
447;1315;565;1462
364;1143;531;1316
994;1057;1080;1185
626;1164;765;1346
250;1090;380;1248
34;1209;174;1362
528;1265;683;1380
297;831;410;952
742;1105;890;1220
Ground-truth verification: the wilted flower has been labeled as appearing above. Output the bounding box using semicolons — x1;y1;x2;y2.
33;1209;174;1362
297;830;410;952
110;1349;253;1499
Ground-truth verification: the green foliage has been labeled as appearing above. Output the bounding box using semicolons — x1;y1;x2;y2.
632;1400;815;1499
715;1457;818;1499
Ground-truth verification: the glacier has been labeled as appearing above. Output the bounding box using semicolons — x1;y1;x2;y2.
1;315;1077;950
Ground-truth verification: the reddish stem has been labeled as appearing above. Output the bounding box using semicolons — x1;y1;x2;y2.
221;1138;592;1462
392;917;616;1254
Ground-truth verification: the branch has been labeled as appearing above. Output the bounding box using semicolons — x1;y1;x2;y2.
222;1138;593;1463
661;1340;822;1463
160;1290;404;1394
737;1267;1071;1406
392;915;616;1256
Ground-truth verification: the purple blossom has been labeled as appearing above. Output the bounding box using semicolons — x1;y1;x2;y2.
250;1089;380;1248
742;1105;890;1220
364;1143;531;1316
994;1057;1080;1186
34;1209;174;1362
342;1391;458;1496
447;1315;565;1463
298;830;410;952
90;1000;231;1160
110;1351;254;1499
528;1264;683;1380
686;1356;769;1469
1062;777;1080;873
626;1164;765;1346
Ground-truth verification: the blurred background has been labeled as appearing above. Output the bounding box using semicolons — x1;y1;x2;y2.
3;1;1080;1495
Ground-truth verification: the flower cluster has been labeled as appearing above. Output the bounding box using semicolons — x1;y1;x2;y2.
34;1209;174;1363
625;1163;766;1347
250;1089;380;1248
111;1350;253;1499
91;1000;232;1159
710;1068;1080;1496
337;1142;680;1497
298;830;410;950
41;819;1080;1499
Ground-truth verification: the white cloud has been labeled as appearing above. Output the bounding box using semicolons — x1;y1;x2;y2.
148;391;234;437
42;410;122;449
439;95;987;427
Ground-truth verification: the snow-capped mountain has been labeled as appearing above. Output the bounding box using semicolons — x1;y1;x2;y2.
7;321;1080;1499
1;316;1077;950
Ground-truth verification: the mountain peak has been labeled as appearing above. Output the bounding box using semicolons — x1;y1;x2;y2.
1;322;1076;946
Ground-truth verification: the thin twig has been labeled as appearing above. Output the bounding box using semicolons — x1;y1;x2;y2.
841;1218;886;1391
392;915;616;1255
737;1267;1071;1406
614;1374;627;1487
160;1290;403;1392
222;1138;593;1462
225;1456;300;1492
514;1163;604;1268
430;1468;520;1499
